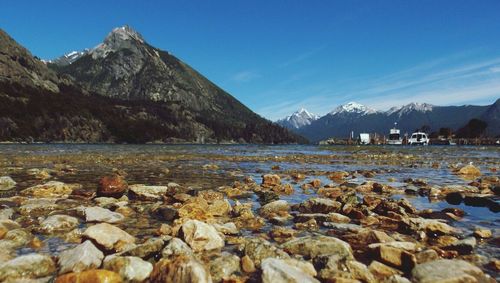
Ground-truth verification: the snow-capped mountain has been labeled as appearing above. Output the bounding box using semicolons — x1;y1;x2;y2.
329;102;377;116
291;101;498;142
277;108;319;129
386;102;434;116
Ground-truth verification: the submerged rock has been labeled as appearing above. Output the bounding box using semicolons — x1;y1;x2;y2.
161;238;193;259
180;220;224;252
38;214;79;234
208;252;241;282
457;164;481;176
58;240;104;274
261;258;319;283
242;238;290;267
0;253;56;281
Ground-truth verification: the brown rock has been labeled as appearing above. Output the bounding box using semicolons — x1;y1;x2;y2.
368;261;403;280
97;175;128;198
55;269;123;283
262;174;281;188
149;255;212;283
457;164;481;176
374;245;416;271
241;255;256;273
473;228;492;238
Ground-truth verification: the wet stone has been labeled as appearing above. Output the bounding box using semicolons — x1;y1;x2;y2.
0;176;16;191
97;175;128;198
0;253;56;282
58;240;104;274
103;255;153;282
38;214;79;234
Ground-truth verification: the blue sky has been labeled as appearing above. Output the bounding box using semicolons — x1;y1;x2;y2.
1;0;500;120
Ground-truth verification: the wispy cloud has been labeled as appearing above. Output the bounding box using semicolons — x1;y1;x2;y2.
259;51;500;120
231;70;260;83
279;45;327;68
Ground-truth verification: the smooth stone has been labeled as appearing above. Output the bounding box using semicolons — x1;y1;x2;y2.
368;241;417;252
38;214;79;234
374;245;416;271
369;260;403;279
20;181;78;198
457;164;481;176
0;209;14;220
0;176;16;191
55;269;123;283
180;220;224;252
0;254;56;281
241;255;256;273
261;258;319;283
259;200;290;218
84;206;125;223
103;256;153;282
295;213;350;224
149;255;212;283
208;252;241;282
411;259;491;283
83;223;135;251
97;175;128;198
161;238;194;259
129;184;169;200
58;240;104;274
281;235;353;259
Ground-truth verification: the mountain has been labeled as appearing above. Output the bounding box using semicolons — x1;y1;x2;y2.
296;101;499;142
45;50;89;66
277;108;319;129
0;27;305;144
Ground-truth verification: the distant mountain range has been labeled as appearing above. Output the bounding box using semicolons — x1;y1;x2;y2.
278;101;500;142
0;26;304;144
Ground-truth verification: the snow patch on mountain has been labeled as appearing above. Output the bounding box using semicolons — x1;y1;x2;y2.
329;102;377;115
386;102;434;116
45;50;89;66
277;108;319;129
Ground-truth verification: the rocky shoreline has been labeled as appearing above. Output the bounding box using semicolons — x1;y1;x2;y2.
0;145;498;282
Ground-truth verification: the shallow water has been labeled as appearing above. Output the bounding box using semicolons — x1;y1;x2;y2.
0;144;498;275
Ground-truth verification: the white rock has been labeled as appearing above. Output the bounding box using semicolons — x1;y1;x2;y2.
261;258;319;283
39;214;79;234
83;223;135;251
0;176;16;191
181;220;224;252
58;240;104;274
84;206;125;223
104;255;153;282
0;254;55;281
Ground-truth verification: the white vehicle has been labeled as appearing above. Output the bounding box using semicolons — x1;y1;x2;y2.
387;123;402;145
359;133;370;145
408;132;429;145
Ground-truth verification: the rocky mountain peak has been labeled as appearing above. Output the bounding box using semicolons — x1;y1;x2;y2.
277;108;319;129
90;25;145;59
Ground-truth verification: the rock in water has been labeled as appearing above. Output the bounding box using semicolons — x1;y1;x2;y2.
162;238;194;259
150;255;213;283
259;200;290;218
55;269;123;283
261;258;319;283
457;164;481;176
180;220;224;252
0;253;56;281
281;235;353;259
20;181;77;198
83;223;135;251
208;252;241;282
129;184;169;200
97;175;128;198
84;206;125;223
0;176;16;191
262;174;281;187
103;256;153;282
39;214;79;234
411;259;492;283
58;240;104;274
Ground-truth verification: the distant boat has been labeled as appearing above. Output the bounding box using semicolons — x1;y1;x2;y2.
387;123;402;145
408;132;429;145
